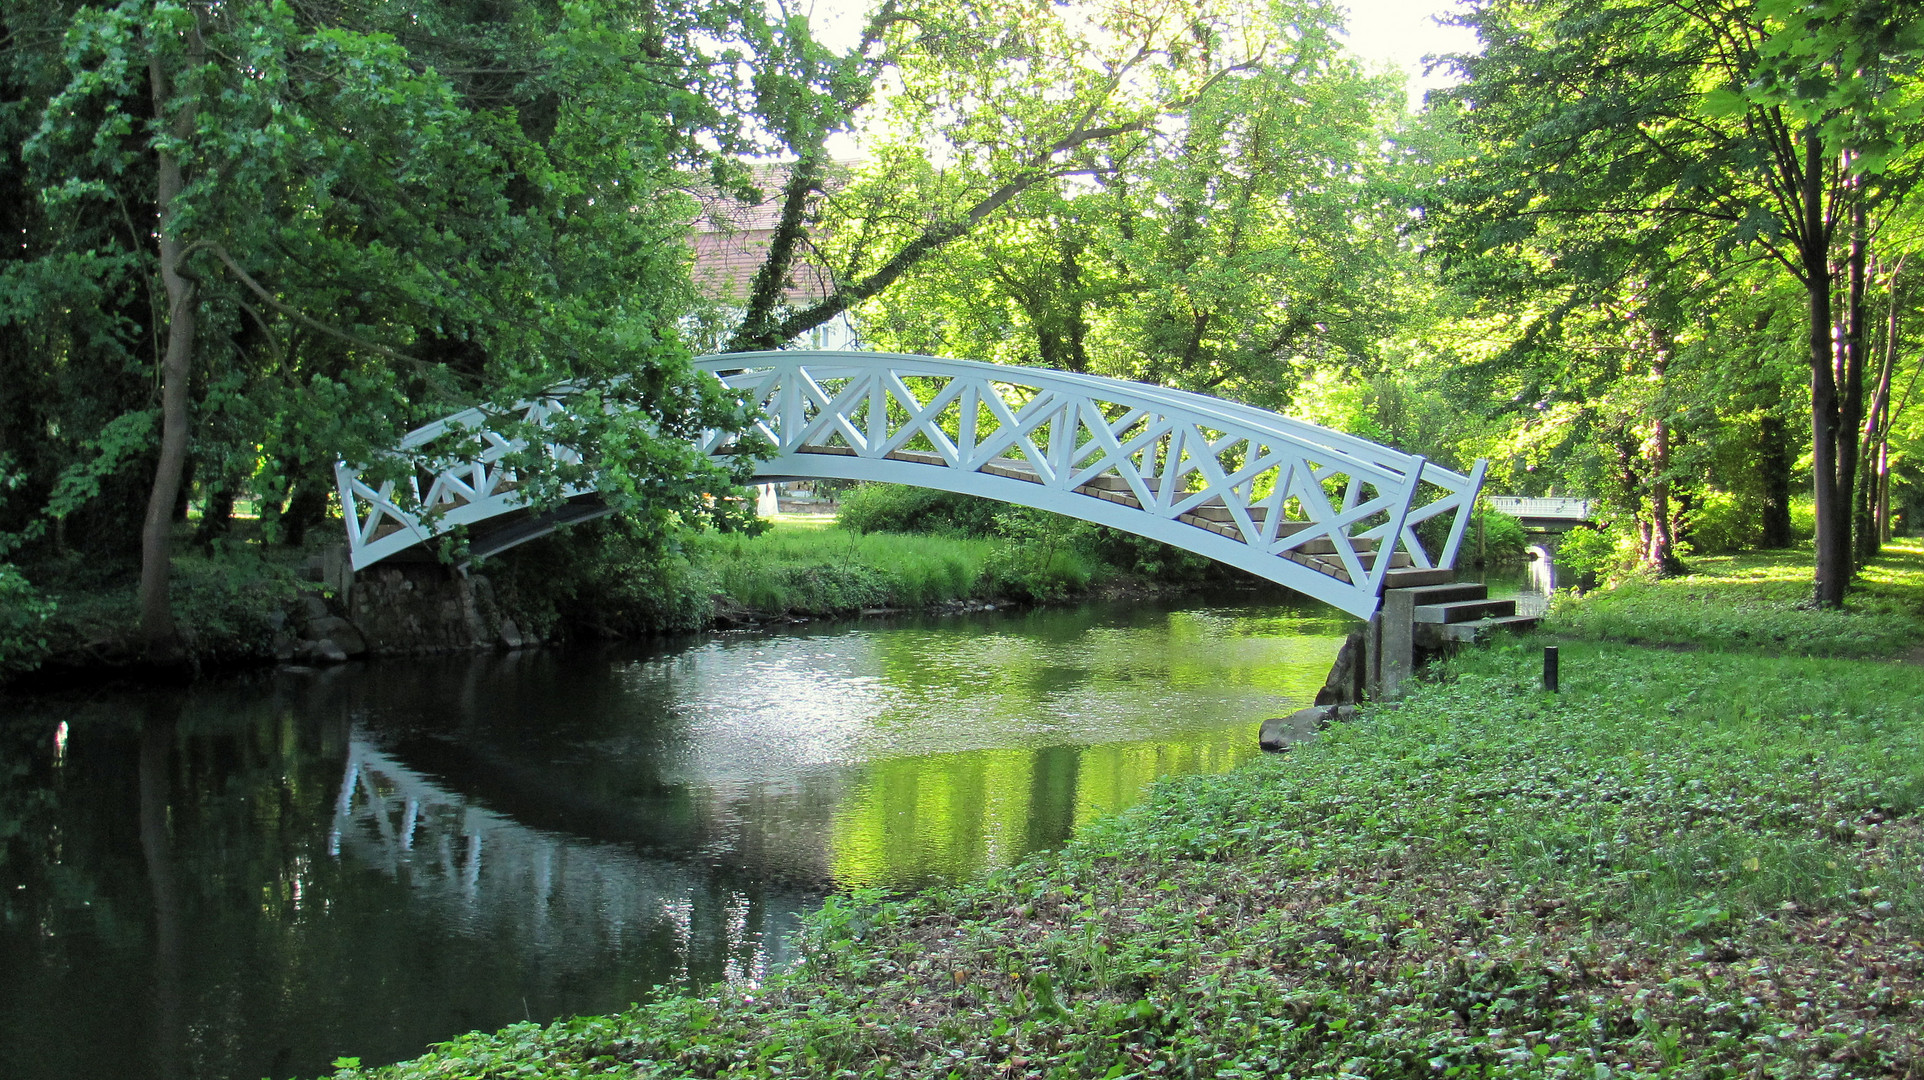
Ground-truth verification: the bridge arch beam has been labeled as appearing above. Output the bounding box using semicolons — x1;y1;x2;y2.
336;351;1487;619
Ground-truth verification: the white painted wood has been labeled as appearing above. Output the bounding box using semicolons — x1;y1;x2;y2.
335;351;1487;619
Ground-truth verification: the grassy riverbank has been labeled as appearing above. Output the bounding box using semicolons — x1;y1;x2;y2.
334;541;1924;1079
2;513;1133;682
687;513;1093;617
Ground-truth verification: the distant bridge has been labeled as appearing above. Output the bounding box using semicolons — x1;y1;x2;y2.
1485;496;1594;531
335;352;1488;619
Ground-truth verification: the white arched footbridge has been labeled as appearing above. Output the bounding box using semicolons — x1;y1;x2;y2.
335;351;1488;619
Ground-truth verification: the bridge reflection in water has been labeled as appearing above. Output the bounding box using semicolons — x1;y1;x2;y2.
327;736;796;989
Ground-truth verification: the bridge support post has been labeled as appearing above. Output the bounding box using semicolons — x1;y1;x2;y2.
1371;589;1417;700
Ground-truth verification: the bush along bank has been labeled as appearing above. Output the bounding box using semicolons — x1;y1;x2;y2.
2;504;1240;686
335;629;1923;1080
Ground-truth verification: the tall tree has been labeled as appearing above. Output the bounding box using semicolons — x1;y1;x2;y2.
1433;0;1924;604
850;5;1406;410
6;0;778;656
720;0;1298;353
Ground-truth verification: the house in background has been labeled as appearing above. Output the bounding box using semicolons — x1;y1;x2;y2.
689;162;863;352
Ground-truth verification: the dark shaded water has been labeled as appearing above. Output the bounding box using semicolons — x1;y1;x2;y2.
0;596;1350;1080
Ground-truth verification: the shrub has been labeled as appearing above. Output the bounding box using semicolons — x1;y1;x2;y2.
1556;522;1635;579
837;484;1001;537
1087;528;1214;581
1680;490;1752;554
0;563;55;678
980;508;1097;601
169;552;300;659
1474;508;1529;561
489;517;721;637
1789;495;1816;544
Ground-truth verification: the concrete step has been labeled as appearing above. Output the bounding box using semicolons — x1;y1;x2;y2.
1381;567;1456;589
1415;598;1518;624
1436;613;1542;642
1395;582;1489;606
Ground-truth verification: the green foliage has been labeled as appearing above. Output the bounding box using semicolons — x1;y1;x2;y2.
837;484;1215;588
853;13;1404;405
978;509;1097;602
9;542;302;677
0;564;55;677
1790;496;1819;544
1684;489;1761;555
1430;507;1529;564
836;484;1002;538
1680;491;1812;557
1554;523;1633;579
3;0;791;633
1475;508;1529;561
166;551;301;659
1085;528;1214;582
1430;0;1924;602
487;517;722;638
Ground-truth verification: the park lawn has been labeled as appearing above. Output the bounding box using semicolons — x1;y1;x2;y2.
1547;539;1924;657
336;551;1924;1080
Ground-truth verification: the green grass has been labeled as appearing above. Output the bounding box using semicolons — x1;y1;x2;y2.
1547;540;1924;657
335;545;1924;1080
689;520;1000;614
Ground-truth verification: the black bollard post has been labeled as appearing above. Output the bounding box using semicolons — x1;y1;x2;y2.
1543;645;1559;692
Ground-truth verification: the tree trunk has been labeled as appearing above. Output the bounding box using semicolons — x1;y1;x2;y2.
1758;413;1794;548
1643;417;1684;574
725;150;825;353
1877;441;1891;543
138;31;202;659
1805;130;1849;607
1857;259;1902;561
1640;330;1684;575
195;485;234;551
1837;197;1870;565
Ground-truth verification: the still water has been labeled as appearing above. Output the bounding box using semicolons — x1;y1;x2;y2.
0;595;1349;1080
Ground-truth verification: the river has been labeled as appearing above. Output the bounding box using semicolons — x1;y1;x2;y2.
0;592;1361;1080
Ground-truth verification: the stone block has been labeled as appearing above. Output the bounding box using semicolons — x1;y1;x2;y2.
1259;703;1357;751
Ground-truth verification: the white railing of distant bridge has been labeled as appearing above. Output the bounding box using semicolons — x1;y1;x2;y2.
1485;496;1593;521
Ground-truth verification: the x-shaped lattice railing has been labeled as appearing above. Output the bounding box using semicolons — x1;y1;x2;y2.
336;351;1486;618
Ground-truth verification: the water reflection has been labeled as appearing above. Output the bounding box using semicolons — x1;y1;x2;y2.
0;595;1348;1080
330;738;793;988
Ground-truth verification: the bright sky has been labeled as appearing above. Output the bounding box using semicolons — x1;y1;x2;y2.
801;0;1482;108
1339;0;1481;103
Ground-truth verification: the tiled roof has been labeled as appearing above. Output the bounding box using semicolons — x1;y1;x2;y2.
688;160;858;306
